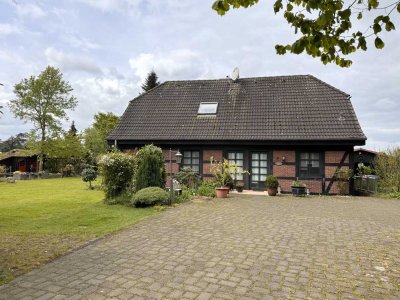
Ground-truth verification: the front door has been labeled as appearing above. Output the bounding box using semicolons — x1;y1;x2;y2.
250;152;268;190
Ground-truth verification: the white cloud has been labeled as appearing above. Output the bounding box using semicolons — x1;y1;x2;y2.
0;23;21;35
129;49;213;84
63;33;100;51
15;3;47;19
45;47;102;74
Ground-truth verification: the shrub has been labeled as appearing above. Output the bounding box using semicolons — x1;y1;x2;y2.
135;145;166;191
174;186;194;204
374;148;400;193
175;167;201;189
131;187;169;207
265;175;279;189
98;151;137;203
62;164;75;177
292;180;305;187
81;166;97;189
0;165;7;174
197;180;216;198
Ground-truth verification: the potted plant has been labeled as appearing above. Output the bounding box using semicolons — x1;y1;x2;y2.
265;175;279;196
235;183;244;192
335;169;353;195
291;181;306;196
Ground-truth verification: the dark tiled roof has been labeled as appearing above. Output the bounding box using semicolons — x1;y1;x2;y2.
108;75;366;143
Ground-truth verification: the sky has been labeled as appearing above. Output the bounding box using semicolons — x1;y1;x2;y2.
0;0;399;150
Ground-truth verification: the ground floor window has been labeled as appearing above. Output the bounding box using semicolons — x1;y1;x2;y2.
227;152;244;180
298;152;322;178
182;151;200;173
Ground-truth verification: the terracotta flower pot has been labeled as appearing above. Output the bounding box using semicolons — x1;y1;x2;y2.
223;186;230;194
216;187;229;198
267;188;277;196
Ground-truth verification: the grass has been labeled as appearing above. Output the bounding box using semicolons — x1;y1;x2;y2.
0;177;158;285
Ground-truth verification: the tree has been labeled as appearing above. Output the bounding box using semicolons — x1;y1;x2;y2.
141;70;160;92
0;82;3;116
212;0;400;67
84;112;120;157
69;121;77;136
9;66;77;171
0;132;28;152
135;144;166;191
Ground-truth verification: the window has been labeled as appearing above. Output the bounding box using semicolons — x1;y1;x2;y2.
182;151;200;173
227;152;244;180
298;152;322;178
198;102;218;115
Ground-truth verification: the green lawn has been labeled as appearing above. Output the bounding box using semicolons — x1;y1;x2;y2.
0;178;158;284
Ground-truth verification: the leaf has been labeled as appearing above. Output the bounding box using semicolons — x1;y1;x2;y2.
274;0;283;13
385;21;395;31
287;3;293;11
374;37;385;49
373;23;382;34
397;3;400;13
368;0;379;9
357;12;362;20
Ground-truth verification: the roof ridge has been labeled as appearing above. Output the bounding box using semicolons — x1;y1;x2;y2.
162;74;310;84
307;74;349;97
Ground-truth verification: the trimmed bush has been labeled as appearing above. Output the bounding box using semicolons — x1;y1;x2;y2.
131;187;169;207
265;175;279;189
197;180;216;198
98;151;137;203
135;145;166;191
81;166;97;189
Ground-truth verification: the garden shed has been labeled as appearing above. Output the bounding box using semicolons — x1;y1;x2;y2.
0;149;37;173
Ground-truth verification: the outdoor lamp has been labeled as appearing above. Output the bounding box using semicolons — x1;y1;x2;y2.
175;150;182;164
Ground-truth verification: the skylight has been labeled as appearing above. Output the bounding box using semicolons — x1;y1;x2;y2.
198;102;218;115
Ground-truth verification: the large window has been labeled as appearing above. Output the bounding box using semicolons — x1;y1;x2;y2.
227;152;244;180
299;152;322;178
182;151;200;173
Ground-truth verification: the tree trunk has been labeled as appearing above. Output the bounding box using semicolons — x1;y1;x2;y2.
38;127;46;172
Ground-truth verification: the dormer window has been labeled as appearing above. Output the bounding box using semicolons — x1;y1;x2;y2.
198;102;218;115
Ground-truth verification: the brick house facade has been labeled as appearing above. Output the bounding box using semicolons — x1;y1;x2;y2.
109;75;366;195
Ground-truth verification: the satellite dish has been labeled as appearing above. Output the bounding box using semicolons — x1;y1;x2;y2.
231;67;239;81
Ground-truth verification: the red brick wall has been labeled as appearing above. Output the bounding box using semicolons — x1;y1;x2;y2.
272;150;295;163
325;151;349;163
203;150;223;161
273;165;296;177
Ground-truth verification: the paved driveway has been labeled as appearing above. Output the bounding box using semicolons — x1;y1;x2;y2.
1;195;399;300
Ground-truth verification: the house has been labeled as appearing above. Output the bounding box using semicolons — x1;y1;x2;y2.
354;148;380;172
0;149;37;173
108;75;366;194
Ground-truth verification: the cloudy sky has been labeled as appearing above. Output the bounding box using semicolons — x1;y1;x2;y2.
0;0;399;150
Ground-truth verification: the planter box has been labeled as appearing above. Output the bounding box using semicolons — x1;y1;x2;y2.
291;186;306;197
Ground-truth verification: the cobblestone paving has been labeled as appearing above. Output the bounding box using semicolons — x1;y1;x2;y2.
1;195;400;300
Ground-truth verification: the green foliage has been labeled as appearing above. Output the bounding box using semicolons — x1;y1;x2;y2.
212;0;400;67
265;175;279;189
292;180;305;187
335;169;353;181
382;191;400;199
174;187;194;204
0;132;28;152
141;70;160;92
357;163;373;175
135;145;166;191
84;112;120;157
175;167;201;189
197;180;216;198
9;66;77;171
98;151;137;202
131;187;169;207
81;166;97;189
0;165;6;174
374;148;400;193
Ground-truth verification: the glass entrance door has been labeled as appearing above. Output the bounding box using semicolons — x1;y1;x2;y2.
250;152;268;190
